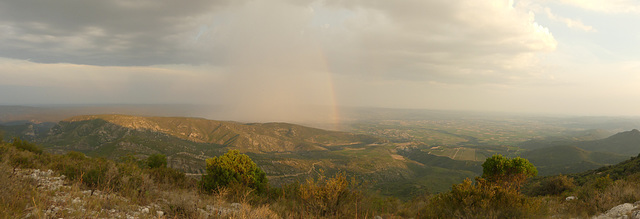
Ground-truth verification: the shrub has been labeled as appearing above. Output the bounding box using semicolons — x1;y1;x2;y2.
271;171;369;218
66;151;87;161
593;174;613;191
83;167;108;189
201;150;268;194
298;171;352;216
146;154;167;169
10;153;35;169
146;167;195;189
10;137;43;154
422;177;545;218
418;154;544;218
526;175;576;196
482;154;537;189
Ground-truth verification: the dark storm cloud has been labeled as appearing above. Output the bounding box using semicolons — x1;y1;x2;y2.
0;0;557;84
0;0;232;66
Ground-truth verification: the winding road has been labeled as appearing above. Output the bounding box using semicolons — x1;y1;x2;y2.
269;161;321;179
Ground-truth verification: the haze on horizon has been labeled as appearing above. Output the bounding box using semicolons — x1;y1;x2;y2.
1;0;640;123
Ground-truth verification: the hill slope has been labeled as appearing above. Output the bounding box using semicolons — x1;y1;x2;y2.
518;129;613;150
57;114;381;152
577;129;640;156
571;151;640;183
25;114;478;197
520;145;628;176
518;129;640;156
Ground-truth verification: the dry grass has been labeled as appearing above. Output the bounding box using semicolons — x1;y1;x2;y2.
555;178;640;217
0;163;43;218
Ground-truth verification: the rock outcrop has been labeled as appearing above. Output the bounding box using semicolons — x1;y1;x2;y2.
593;202;640;219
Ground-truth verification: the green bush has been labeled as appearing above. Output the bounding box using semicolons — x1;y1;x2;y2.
422;178;545;218
418;154;544;218
593;174;613;191
83;167;108;189
526;175;576;196
146;154;167;169
201;150;268;194
66;151;87;161
147;167;195;189
11;137;42;154
482;154;537;189
10;154;35;169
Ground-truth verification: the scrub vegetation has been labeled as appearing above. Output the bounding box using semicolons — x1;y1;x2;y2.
3;137;639;218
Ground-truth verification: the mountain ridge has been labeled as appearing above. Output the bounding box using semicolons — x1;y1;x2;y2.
577;129;640;156
520;145;628;176
61;114;383;153
518;129;640;156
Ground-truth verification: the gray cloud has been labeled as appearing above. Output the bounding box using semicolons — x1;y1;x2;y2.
0;0;232;65
318;0;556;83
0;0;556;84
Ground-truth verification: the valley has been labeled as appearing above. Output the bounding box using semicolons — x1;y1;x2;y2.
2;106;640;199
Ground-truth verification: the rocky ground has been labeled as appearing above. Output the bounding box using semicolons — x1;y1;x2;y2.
18;168;163;218
593;202;640;219
16;168;274;219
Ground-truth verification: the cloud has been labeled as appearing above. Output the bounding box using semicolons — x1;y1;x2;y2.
0;57;228;104
544;7;596;32
0;0;232;66
554;0;640;14
3;0;640;118
0;0;557;85
317;0;557;83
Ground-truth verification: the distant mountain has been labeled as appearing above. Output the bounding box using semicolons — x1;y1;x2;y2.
518;129;640;156
520;145;628;176
0;122;56;142
34;114;383;173
52;114;382;152
577;129;640;156
518;129;613;150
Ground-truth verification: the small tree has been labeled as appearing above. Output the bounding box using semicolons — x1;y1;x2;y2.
147;154;167;169
201;150;268;193
482;154;537;189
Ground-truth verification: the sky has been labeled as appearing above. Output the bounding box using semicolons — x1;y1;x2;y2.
1;0;640;122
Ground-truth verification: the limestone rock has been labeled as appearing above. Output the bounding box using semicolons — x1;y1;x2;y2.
593;203;636;219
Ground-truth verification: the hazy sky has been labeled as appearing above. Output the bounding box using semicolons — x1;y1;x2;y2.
1;0;640;121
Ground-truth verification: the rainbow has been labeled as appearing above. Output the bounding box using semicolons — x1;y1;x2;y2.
316;45;341;131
